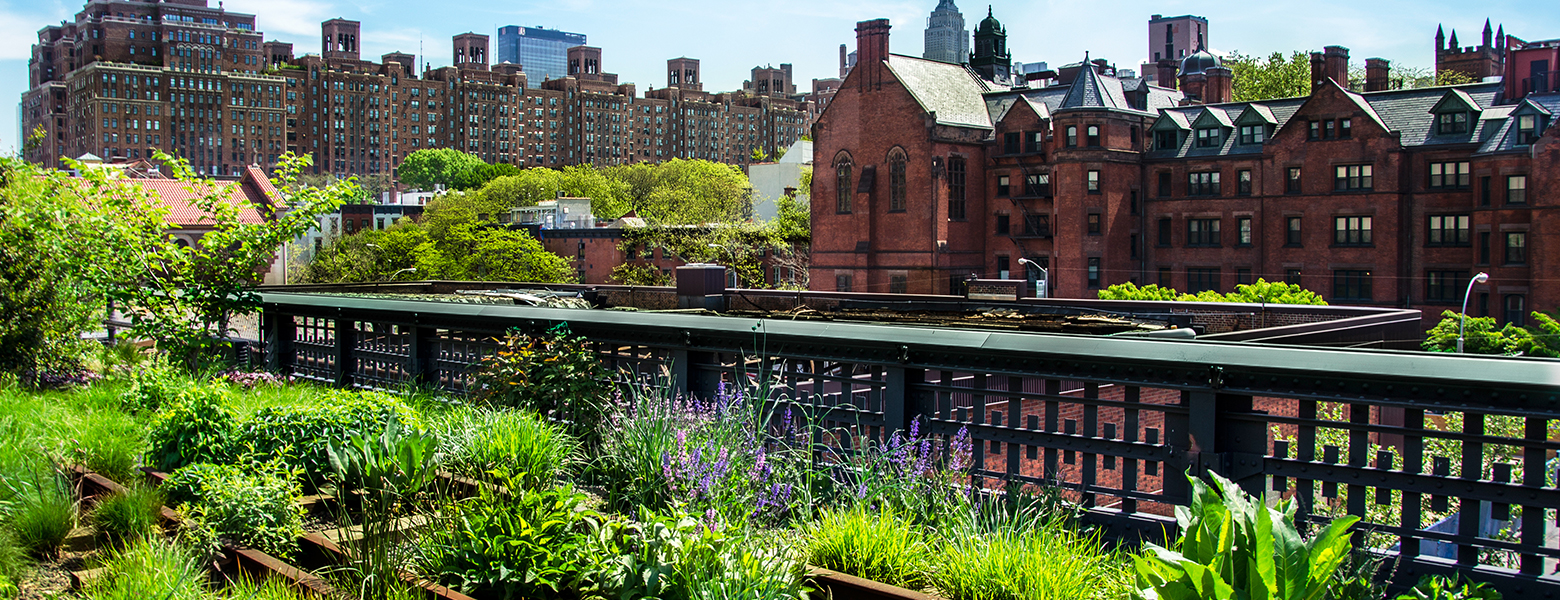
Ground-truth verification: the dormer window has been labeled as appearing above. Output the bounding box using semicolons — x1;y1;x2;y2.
1438;112;1468;134
1155;130;1179;150
1516;115;1538;145
1238;124;1265;145
1195;127;1220;148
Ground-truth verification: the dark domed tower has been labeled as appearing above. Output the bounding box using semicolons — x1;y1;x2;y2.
1177;47;1231;104
970;7;1011;83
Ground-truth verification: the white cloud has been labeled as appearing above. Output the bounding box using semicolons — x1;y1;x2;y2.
0;3;72;61
223;0;338;45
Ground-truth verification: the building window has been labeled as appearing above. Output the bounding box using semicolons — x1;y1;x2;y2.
1130;233;1139;258
1086;125;1100;147
1333;216;1372;246
1516;115;1539;145
1323;120;1336;139
1155;130;1178;150
1187;268;1219;294
1480;176;1492;206
1308;121;1320;140
1066;125;1077;147
1130;190;1140;214
1188;172;1220;196
888;151;907;211
1286;269;1302;286
1333;270;1373;301
996;214;1010;235
1507;175;1527;204
1187;219;1221;247
947;156;966;220
1286;167;1301;193
1438;112;1468;135
1087;213;1101;235
1237;217;1252;246
1157;218;1172;246
1025;173;1050;196
1237;170;1252;195
1023;214;1050;237
1195;127;1220;147
1238;125;1264;145
1237;269;1252;285
1157;171;1172;197
1334;165;1372;191
889;275;907;294
1087;258;1100;288
835;273;852;292
1157;267;1172;287
1505;232;1527;265
1025;131;1042;153
1480;232;1491;264
1004;132;1020;154
1086;170;1100;194
1286;216;1302;246
1428;161;1470;189
1506;295;1526;326
1425;271;1468;303
997;175;1010;197
1339;118;1351;138
1427;215;1470;246
835;163;852;213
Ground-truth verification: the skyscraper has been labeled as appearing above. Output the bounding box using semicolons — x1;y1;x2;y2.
923;0;969;64
496;25;586;83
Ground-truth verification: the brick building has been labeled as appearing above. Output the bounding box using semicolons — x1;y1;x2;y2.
23;4;810;180
811;14;1558;328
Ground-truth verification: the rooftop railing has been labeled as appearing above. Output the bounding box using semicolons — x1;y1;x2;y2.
259;291;1560;595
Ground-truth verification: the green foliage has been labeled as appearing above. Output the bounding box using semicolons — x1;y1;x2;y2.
804;506;930;589
1422;310;1560;357
118;362;187;415
1099;279;1327;305
474;328;612;441
1133;471;1358;600
9;473;75;558
592;511;807;600
1395;574;1502;600
145;385;238;472
163;462;305;559
88;484;165;547
0;530;21;600
597;159;754;225
222;574;309;600
71;410;146;484
932;520;1126;600
235;390;421;488
1227;51;1314;102
419;484;603;599
610;263;673;286
398;149;493;191
441;410;579;489
84;538;210;600
325;419;441;503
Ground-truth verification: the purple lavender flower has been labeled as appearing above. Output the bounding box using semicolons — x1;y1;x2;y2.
950;425;973;472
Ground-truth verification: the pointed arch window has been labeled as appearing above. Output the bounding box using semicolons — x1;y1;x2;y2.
834;151;853;214
887;148;907;211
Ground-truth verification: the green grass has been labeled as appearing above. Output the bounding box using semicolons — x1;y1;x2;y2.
930;517;1130;600
804;506;931;589
221;574;308;600
440;409;579;488
88;483;164;547
9;472;75;558
83;539;210;600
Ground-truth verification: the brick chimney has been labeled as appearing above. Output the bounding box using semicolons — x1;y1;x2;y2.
1324;46;1350;89
855;19;891;92
1205;66;1233;103
1310;51;1326;91
1157;59;1178;90
1365;58;1390;92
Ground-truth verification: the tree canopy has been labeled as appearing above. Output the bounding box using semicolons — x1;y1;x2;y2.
1225;51;1313;102
397;148;492;191
1422;310;1560;357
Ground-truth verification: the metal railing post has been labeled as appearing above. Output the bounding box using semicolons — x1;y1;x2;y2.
332;316;354;389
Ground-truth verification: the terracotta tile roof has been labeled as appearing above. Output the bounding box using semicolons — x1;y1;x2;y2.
131;167;275;228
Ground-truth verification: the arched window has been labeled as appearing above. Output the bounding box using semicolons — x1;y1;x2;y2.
887;148;907;211
834;151;853;213
946;155;967;220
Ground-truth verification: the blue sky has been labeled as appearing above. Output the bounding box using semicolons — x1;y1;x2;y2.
3;0;1555;154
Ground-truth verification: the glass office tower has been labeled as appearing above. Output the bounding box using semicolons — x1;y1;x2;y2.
496;25;586;83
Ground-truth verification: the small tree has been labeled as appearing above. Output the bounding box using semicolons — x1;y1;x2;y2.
1422;310;1560;357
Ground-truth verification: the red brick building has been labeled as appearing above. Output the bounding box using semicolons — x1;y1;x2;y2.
812;15;1559;329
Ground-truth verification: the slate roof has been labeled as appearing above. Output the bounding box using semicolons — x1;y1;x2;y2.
1476;92;1560;154
885;54;1005;129
1361;83;1501;147
1060;63;1131;111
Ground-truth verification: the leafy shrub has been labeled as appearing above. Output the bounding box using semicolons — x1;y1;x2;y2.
1395;574;1502;600
473;327;612;440
442;410;578;489
9;473;74;558
326;419;441;504
1099;279;1327;305
234;390;419;487
804;507;930;589
118;363;185;414
1133;471;1358;600
83;538;210;600
595;511;807;600
220;371;293;389
1422;310;1560;357
145;385;237;472
419;484;602;599
164;462;305;559
89;484;164;547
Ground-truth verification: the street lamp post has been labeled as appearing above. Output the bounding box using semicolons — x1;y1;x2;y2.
1457;272;1490;353
389;267;417;282
1017;257;1048;298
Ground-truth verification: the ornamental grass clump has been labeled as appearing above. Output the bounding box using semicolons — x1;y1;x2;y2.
88;483;165;547
932;519;1128;600
441;409;578;489
804;506;931;589
8;472;75;558
83;538;210;600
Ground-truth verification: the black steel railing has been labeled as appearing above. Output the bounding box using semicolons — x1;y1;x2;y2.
259;292;1560;594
